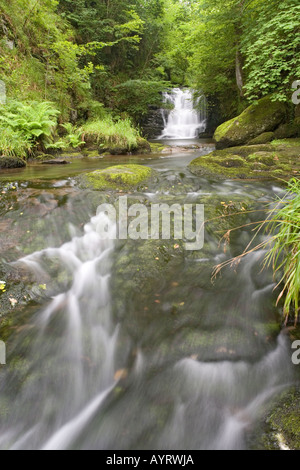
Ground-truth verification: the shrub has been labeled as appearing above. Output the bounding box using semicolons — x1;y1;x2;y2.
0;126;31;159
0;101;60;146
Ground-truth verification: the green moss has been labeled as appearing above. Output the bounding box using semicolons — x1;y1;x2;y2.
271;138;300;148
247;152;276;166
133;137;152;155
79;164;156;191
214;117;237;143
150;142;169;153
248;132;274;145
80;150;100;158
262;389;300;450
214;96;287;149
216;155;246;168
188;141;300;180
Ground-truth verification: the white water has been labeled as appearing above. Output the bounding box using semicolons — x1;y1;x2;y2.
0;212;119;450
159;88;207;139
0;175;296;450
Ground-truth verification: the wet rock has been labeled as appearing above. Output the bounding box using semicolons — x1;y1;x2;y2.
252;387;300;450
0;157;26;169
140;107;166;140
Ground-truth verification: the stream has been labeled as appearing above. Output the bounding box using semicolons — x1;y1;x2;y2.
0;144;298;450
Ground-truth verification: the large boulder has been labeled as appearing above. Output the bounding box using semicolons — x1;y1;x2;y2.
214;96;287;149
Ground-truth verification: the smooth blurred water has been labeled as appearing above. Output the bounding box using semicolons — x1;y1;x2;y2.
0;150;297;450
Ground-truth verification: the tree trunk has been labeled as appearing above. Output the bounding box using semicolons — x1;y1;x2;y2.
236;49;244;97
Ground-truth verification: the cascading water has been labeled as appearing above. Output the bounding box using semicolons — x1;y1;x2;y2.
0;211;120;450
159;88;207;139
0;158;297;450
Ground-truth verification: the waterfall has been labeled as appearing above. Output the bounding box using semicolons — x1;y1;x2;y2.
159;88;207;139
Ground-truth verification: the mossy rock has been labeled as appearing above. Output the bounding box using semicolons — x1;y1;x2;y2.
189;154;250;179
189;140;300;180
150;142;169;153
98;138;151;156
214;96;287;149
271;137;300;150
0;156;26;169
103;146;129;156
79;164;156;191
274;122;300;140
248;132;274;145
132;137;152;155
254;388;300;450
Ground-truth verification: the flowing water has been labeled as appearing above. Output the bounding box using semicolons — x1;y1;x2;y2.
0;148;297;450
159;89;207;139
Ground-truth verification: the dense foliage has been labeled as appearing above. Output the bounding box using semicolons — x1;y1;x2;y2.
0;0;299;132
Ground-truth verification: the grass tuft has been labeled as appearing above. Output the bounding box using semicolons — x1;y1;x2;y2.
80;117;140;150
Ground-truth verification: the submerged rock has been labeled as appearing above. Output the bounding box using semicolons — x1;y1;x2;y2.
214;96;287;149
79;164;156;190
189;139;300;180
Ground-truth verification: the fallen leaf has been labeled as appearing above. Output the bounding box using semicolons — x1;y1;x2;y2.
9;298;18;308
114;369;128;381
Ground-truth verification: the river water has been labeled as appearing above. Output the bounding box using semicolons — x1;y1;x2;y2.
0;145;297;450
